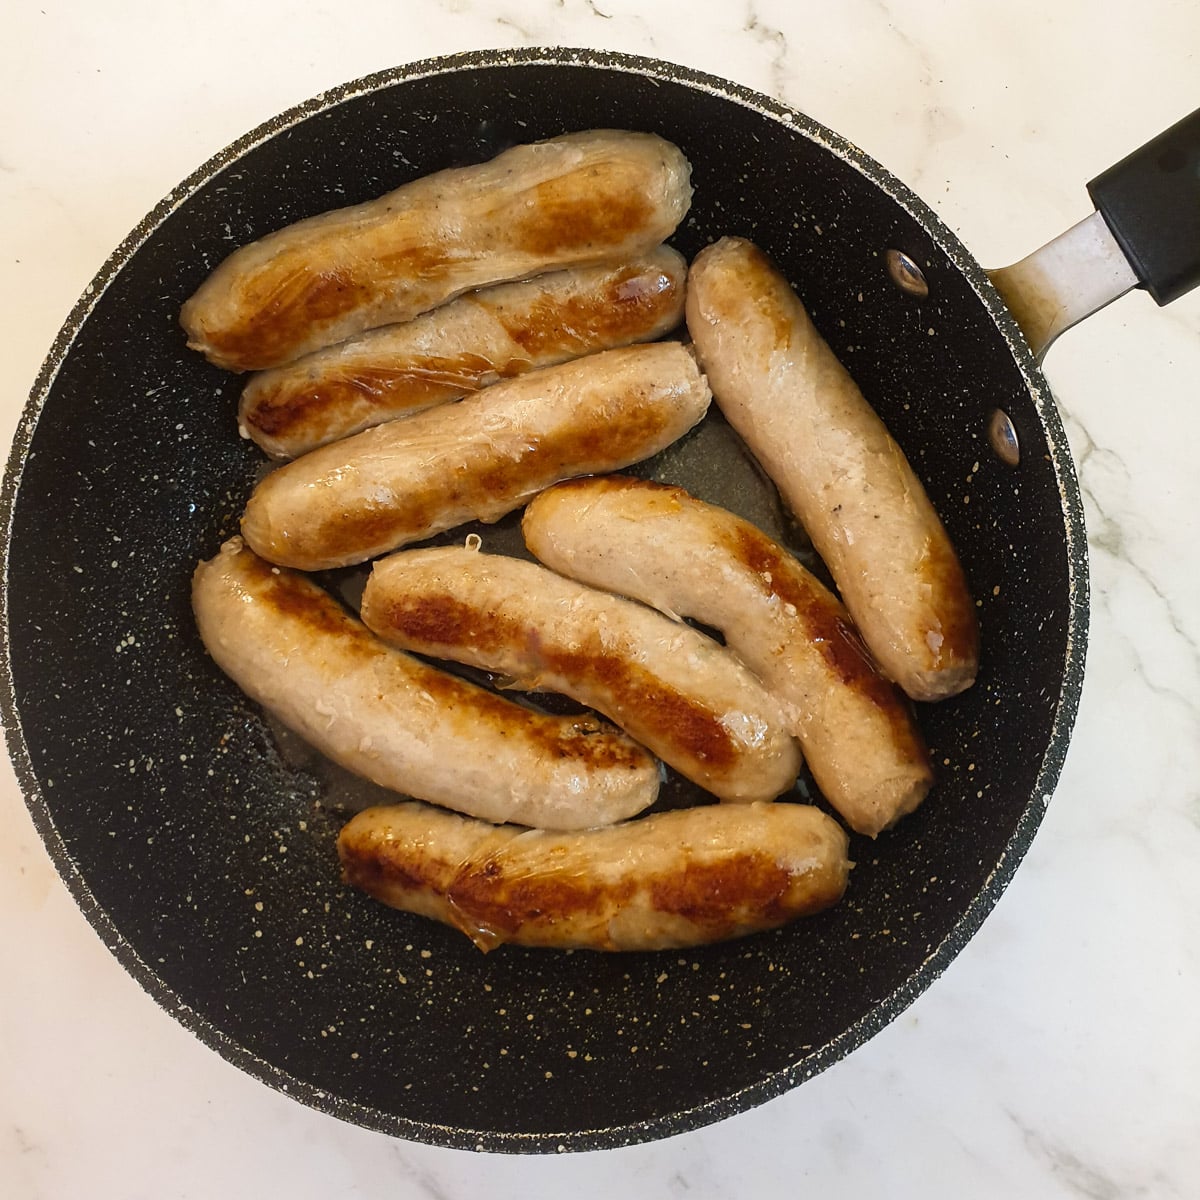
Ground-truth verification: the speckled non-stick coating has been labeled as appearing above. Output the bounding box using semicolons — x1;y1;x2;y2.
0;49;1087;1152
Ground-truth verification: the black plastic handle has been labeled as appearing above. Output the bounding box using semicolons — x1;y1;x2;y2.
1086;107;1200;306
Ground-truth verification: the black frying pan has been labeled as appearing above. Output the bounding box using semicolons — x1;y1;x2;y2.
2;49;1187;1152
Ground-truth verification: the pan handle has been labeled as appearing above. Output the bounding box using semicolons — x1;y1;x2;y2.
987;106;1200;362
1087;107;1200;306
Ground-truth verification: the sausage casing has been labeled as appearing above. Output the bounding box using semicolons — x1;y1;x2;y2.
339;800;851;952
360;545;802;804
240;341;711;571
191;537;659;830
523;476;933;836
181;129;693;371
238;248;688;459
685;236;979;701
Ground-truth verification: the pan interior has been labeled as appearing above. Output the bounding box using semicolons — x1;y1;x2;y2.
0;50;1085;1151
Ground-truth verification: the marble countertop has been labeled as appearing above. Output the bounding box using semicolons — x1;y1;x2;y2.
3;2;1198;1196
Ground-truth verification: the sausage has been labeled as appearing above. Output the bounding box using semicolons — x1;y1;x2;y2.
240;341;711;571
338;800;851;952
191;537;659;830
685;237;979;701
523;476;933;836
181;129;693;371
238;248;688;459
361;545;801;804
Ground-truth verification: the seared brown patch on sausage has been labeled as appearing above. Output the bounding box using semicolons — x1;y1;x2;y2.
340;835;433;898
388;658;652;773
375;590;740;771
300;494;444;563
647;852;799;926
725;521;930;756
201;263;382;370
532;390;677;474
201;229;468;370
915;531;980;673
555;643;739;769
696;240;798;350
242;356;504;439
497;264;682;357
446;855;637;950
511;172;656;257
543;716;656;771
337;822;622;950
728;526;882;694
302;391;676;557
340;829;632;951
377;593;498;650
656;843;846;927
233;552;381;665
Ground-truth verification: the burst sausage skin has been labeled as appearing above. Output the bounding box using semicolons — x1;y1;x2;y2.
338;801;851;952
181;130;694;371
240;341;711;571
191;537;660;830
685;237;979;702
523;476;933;836
360;546;802;804
238;248;688;459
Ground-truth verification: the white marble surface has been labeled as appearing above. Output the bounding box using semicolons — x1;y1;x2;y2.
3;2;1199;1196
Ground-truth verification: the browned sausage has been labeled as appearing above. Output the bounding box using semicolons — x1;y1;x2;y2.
238;248;688;459
338;800;851;952
360;545;802;805
239;341;711;571
181;130;693;371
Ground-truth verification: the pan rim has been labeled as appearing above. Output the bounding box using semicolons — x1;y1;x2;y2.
0;45;1089;1153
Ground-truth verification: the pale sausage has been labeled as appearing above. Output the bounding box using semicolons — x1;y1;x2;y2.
685;236;979;701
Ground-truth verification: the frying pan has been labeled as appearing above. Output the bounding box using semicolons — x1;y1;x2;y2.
1;48;1194;1153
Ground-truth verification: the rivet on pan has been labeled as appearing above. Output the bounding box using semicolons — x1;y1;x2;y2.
885;249;929;298
988;408;1021;467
